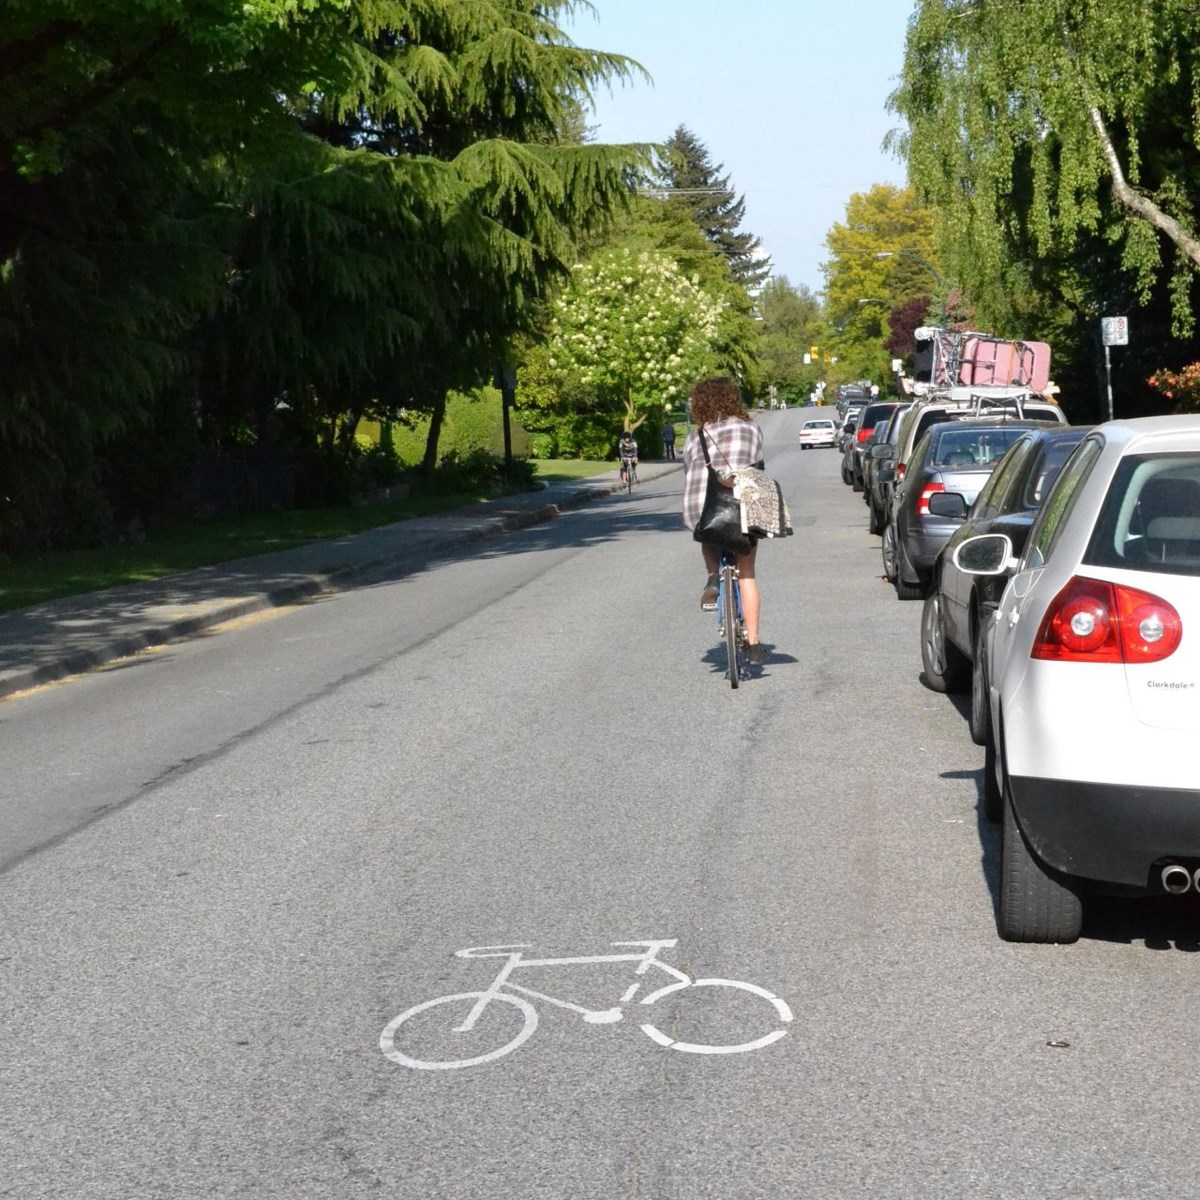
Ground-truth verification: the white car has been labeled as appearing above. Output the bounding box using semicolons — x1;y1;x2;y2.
954;415;1200;942
798;418;838;450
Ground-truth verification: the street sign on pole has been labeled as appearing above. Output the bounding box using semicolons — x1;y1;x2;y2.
1101;316;1129;346
1099;316;1129;422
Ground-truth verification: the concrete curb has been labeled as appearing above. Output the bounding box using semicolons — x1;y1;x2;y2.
0;467;680;700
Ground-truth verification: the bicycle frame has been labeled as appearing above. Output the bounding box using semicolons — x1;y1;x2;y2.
715;551;746;687
451;940;690;1030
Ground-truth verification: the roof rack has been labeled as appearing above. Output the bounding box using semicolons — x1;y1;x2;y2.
966;389;1034;418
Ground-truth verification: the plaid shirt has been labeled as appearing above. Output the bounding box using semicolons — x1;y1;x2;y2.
681;416;765;529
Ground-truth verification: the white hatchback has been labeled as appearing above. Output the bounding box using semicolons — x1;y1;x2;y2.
798;418;837;450
955;415;1200;942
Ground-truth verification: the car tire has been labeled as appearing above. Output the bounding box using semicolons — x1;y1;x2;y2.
969;620;990;747
851;469;863;493
881;521;899;581
999;775;1083;943
921;591;970;693
841;462;852;485
868;496;882;535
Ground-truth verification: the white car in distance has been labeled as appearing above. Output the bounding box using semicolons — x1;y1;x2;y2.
798;418;838;450
955;415;1200;943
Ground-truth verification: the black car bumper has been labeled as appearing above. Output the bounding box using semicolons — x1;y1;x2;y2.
1010;775;1200;889
905;520;962;577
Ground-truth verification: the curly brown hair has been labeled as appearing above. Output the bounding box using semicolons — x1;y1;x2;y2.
689;376;749;426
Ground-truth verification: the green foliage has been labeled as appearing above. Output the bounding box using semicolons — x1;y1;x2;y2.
430;447;537;495
534;247;723;434
890;0;1200;341
821;185;939;384
0;0;653;551
381;389;531;463
659;125;770;289
756;276;824;404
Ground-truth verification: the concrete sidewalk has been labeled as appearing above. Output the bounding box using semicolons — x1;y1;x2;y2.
0;464;681;700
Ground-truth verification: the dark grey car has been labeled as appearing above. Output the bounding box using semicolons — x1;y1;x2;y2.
841;401;902;493
864;403;911;533
881;419;1052;600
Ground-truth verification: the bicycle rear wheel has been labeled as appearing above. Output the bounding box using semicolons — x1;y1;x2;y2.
721;565;740;689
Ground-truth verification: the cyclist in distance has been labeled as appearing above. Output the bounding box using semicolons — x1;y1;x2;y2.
618;430;638;486
682;376;767;665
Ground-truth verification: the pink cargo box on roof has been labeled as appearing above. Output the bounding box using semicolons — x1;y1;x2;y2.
958;337;1052;392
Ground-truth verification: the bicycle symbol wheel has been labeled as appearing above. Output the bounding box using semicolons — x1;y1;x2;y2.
639;977;793;1055
380;991;538;1071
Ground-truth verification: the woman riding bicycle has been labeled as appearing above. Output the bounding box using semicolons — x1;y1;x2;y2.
681;376;767;664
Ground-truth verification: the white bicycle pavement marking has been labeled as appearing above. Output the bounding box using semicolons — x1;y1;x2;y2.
380;939;794;1071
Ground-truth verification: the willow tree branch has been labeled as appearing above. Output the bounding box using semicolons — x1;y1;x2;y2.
1088;103;1200;267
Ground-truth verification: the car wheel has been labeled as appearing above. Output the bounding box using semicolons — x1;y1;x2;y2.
998;775;1083;943
881;522;899;581
969;620;990;747
867;496;882;535
921;591;970;693
841;462;852;484
851;468;863;493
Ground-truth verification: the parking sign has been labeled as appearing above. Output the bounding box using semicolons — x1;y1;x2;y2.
1101;316;1129;346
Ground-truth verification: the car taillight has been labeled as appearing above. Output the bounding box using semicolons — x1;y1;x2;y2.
1032;576;1182;664
856;427;872;443
895;462;907;484
917;482;945;515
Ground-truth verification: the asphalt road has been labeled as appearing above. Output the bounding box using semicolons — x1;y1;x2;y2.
3;408;1200;1199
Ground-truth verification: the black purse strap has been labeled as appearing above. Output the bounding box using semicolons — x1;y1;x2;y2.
698;425;735;474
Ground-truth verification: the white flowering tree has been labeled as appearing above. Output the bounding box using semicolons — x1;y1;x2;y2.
542;248;723;434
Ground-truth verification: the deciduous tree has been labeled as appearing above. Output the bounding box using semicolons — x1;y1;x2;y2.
537;247;723;434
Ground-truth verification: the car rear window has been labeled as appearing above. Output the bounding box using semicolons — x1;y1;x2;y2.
1085;453;1200;577
858;403;898;431
803;421;833;429
930;427;1029;469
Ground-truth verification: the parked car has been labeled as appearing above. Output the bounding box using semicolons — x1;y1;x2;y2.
864;404;912;534
918;426;1090;767
798;417;838;449
836;413;862;470
841;401;903;493
881;419;1051;599
955;415;1200;942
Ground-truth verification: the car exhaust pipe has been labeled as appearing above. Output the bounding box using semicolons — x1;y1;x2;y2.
1162;864;1192;894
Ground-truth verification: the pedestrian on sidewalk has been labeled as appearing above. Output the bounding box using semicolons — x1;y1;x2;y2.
662;418;677;461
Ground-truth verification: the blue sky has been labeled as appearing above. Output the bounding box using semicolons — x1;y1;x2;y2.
563;1;914;295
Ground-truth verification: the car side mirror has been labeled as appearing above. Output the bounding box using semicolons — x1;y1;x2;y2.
926;491;968;520
870;444;895;460
952;533;1014;575
877;466;895;484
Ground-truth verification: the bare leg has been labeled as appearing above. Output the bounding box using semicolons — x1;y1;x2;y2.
736;545;760;644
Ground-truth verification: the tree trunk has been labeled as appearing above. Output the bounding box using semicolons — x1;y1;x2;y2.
421;391;447;477
337;402;366;452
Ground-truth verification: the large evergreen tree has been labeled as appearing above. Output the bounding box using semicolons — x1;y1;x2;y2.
0;0;653;548
658;125;770;289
